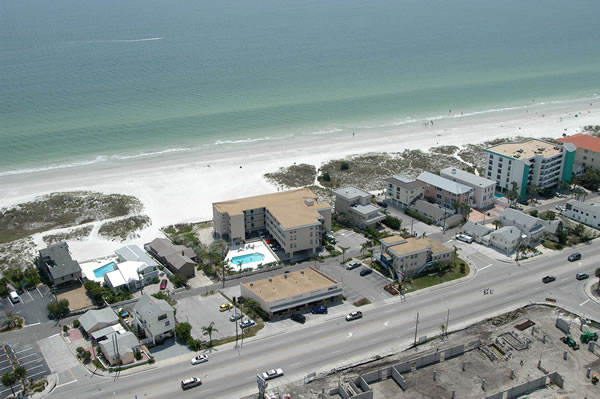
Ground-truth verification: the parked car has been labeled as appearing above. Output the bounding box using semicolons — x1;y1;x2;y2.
346;261;361;270
229;313;243;322
345;311;363;321
291;313;306;324
324;232;336;243
576;273;589;280
240;318;256;329
160;279;168;290
376;201;388;208
219;303;233;312
181;377;202;390
9;291;20;304
542;275;556;284
261;368;284;381
568;253;581;262
455;233;473;244
555;205;566;212
311;305;328;314
359;268;372;277
191;354;208;365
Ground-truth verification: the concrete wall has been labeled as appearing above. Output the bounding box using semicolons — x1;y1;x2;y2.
444;344;465;360
506;375;546;399
484;393;504;399
415;352;440;369
556;317;570;334
391;366;407;391
547;372;564;388
394;361;411;374
361;370;379;384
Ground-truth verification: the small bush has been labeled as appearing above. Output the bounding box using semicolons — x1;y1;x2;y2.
92;359;104;369
63;325;69;333
175;322;192;342
135;351;142;361
353;298;371;307
82;350;91;363
148;357;155;364
340;161;350;171
73;319;80;328
382;215;402;230
76;347;85;355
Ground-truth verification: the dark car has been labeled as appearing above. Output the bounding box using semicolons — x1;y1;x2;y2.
160;279;168;290
359;268;372;277
311;305;328;314
291;313;306;324
542;275;556;284
376;201;388;208
568;253;581;262
576;273;589;280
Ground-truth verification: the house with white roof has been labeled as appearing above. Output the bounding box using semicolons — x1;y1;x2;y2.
333;186;385;228
103;261;158;292
115;245;159;268
440;167;496;210
78;307;119;335
462;221;493;243
133;294;175;346
417;171;474;212
563;199;600;229
383;175;425;208
499;208;560;243
485;226;522;254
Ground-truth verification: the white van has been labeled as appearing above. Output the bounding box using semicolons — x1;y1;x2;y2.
9;291;20;304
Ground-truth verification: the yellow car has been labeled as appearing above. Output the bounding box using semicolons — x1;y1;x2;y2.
219;303;233;312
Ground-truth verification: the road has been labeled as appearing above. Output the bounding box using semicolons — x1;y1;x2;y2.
49;241;600;399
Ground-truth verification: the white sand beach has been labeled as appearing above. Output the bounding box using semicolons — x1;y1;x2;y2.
0;99;597;260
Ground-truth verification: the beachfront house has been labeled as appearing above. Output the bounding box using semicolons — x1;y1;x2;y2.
103;261;159;292
213;188;332;261
37;242;82;288
484;139;575;199
440;167;496;210
333;186;385;228
145;238;196;279
417;171;474;212
383;174;425;209
115;245;160;268
557;133;600;173
133;294;175;346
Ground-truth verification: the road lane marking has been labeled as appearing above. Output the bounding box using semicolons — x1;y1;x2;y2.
290;362;301;367
55;379;78;389
36;287;43;297
21;358;43;366
479;264;493;272
27;291;34;301
26;364;44;371
580;299;590;306
15;347;33;354
384;309;395;313
27;371;48;379
331;349;342;354
384;321;390;327
445;240;453;244
25;322;41;328
347;332;354;338
314;329;324;334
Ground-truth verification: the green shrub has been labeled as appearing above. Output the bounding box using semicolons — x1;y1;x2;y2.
187;337;203;351
353;298;371;307
73;319;80;328
340;162;350;171
82;350;91;363
148;357;155;364
405;209;433;225
134;351;142;361
175;322;192;342
92;359;104;369
382;215;402;230
171;274;188;288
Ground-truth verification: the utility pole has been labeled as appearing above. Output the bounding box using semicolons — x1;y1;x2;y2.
222;261;226;288
414;312;419;347
445;308;450;338
411;218;414;236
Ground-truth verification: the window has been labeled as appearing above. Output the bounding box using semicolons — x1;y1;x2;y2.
158;314;167;321
165;321;170;326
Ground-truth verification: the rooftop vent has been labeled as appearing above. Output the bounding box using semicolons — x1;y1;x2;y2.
250;283;253;287
517;149;523;153
451;168;456;174
268;278;272;283
300;270;304;275
304;198;314;206
514;154;521;158
284;274;287;279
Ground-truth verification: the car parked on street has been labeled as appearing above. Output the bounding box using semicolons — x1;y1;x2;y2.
181;377;202;390
455;233;473;244
219;303;233;312
291;313;306;324
542;275;556;284
359;268;372;277
346;261;361;270
555;205;566;212
346;311;363;321
229;313;243;322
261;368;284;380
576;273;589;280
240;318;256;329
568;253;581;262
311;305;328;314
191;354;208;365
160;279;168;290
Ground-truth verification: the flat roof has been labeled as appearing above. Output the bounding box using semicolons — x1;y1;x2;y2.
388;237;450;256
486;139;562;159
417;171;472;195
440;168;496;188
333;186;371;200
214;188;331;229
241;267;338;303
557;134;600;153
384;175;425;190
381;235;405;245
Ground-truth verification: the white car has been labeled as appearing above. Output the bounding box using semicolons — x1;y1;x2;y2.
240;318;256;329
262;368;284;380
345;311;363;321
555;205;565;212
191;354;208;365
455;233;473;243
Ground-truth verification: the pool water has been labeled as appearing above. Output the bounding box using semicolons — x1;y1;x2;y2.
494;193;505;199
93;261;117;278
231;253;265;265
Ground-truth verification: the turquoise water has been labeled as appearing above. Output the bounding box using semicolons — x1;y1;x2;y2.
93;261;116;278
231;253;265;265
1;0;600;175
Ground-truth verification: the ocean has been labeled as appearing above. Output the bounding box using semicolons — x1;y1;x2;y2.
2;0;600;176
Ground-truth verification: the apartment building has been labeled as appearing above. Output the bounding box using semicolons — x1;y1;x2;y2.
383;175;425;208
440;168;496;210
557;133;600;172
333;186;385;228
417;171;473;211
563;199;600;229
240;267;342;317
379;235;452;279
484;139;576;199
213;188;332;259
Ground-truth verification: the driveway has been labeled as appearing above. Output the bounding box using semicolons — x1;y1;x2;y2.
334;229;368;255
0;342;51;399
320;259;392;305
175;292;242;342
0;285;53;326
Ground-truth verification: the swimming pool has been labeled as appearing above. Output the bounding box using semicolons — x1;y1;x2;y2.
494;193;505;199
231;253;265;265
93;261;117;278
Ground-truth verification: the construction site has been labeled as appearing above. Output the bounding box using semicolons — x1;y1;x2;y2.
256;304;600;399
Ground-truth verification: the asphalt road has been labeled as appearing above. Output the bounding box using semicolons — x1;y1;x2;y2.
48;240;600;399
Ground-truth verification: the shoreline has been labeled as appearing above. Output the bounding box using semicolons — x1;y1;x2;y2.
0;98;598;260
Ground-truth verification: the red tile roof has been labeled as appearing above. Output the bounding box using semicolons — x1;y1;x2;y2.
557;134;600;153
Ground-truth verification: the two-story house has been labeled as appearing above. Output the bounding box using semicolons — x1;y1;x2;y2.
333;186;385;228
133;294;175;346
37;242;82;288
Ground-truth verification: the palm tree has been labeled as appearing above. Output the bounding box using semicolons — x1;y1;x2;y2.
340;246;349;264
1;372;16;397
595;268;600;293
202;322;218;347
492;220;501;231
14;366;26;387
237;260;243;272
360;242;369;257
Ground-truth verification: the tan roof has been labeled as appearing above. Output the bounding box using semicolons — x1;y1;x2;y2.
486;139;562;160
241;267;338;302
388;237;450;256
213;188;331;229
381;235;405;245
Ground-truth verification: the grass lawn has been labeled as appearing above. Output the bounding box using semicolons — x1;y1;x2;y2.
404;257;469;293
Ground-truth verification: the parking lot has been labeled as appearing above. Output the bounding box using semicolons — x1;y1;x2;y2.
0;285;53;326
0;343;51;398
175;291;246;342
333;229;368;254
321;259;392;304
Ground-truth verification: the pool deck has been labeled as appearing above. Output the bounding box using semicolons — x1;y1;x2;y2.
80;256;119;283
225;241;277;271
